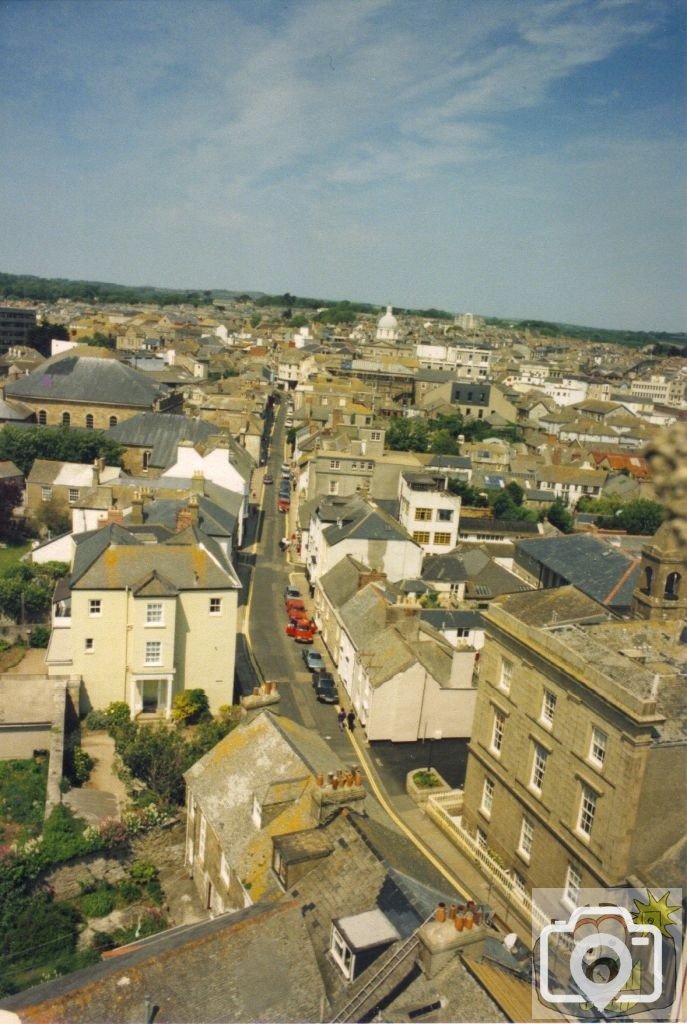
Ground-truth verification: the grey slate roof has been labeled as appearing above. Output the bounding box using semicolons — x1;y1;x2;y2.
422;546;531;599
323;499;414;547
419;609;484;631
106;411;218;468
71;523;240;590
319;554;371;608
5;353;169;407
515;533;641;609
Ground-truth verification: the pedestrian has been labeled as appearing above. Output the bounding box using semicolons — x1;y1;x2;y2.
347;709;356;732
337;707;346;731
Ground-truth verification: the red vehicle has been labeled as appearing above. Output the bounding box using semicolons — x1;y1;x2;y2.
288;608;311;624
278;497;290;513
285;598;306;615
285;619;316;641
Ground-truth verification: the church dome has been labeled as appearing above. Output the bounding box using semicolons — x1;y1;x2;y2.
377;305;398;330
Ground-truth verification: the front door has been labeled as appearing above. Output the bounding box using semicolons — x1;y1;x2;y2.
142;679;160;712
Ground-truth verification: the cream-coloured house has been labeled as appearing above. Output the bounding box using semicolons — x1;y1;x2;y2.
47;521;241;716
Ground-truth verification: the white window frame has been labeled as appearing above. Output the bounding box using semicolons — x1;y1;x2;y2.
476;827;488;850
530;744;548;794
491;708;505;756
589;726;607;768
480;776;494;818
144;640;162;666
220;852;230;886
41;486;52;502
414;507;432;521
209;597;222;615
518;816;534;862
198;815;207;863
329;459;340;470
499;657;513;694
88;599;102;617
328;479;339;495
68;487;79;503
541;689;557;728
563;863;582;910
330;926;354;980
146;602;163;626
577;785;597;839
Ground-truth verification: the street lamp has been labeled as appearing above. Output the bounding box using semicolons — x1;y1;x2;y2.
428;729;442;772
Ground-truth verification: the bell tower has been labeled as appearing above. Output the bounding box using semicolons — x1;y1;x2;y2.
631;521;686;621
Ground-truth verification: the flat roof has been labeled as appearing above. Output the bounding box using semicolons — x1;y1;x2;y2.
335;909;400;951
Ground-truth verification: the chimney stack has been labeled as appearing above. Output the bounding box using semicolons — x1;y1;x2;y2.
130;490;144;525
191;470;204;495
189;494;200;527
176;507;193;532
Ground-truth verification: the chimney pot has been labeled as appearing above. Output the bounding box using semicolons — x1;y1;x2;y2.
435;902;447;923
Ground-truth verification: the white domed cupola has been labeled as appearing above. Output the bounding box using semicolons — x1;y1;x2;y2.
376;305;399;342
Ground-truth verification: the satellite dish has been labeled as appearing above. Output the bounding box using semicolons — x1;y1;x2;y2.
503;933;518;952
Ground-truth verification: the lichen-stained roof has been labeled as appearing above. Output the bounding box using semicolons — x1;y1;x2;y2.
338;583;390;648
323;502;414;546
106;410;218;468
0;901;329;1024
27;459;121;488
5;353;169;407
360;617;453;689
184;712;352;902
71;524;240;591
319;554;371;608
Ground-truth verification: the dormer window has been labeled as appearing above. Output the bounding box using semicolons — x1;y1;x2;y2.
330;910;400;981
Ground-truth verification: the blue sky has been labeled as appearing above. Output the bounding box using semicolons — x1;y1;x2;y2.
1;0;685;330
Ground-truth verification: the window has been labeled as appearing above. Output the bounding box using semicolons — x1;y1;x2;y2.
198;816;207;863
563;863;582;909
328;480;339;495
499;657;513;693
480;777;494;818
589;726;607;767
491;709;505;755
84;638;94;653
330;927;354;979
530;744;548;793
370;430;382;441
414;508;432;521
541;689;557;728
518;816;534;861
476;827;488;850
88;599;102;617
209;597;222;615
577;786;597;838
142;450;152;471
85;414;94;430
329;459;340;470
220;852;230;886
144;641;162;665
146;602;163;625
62;412;71;426
438;508;453;522
68;488;79;503
38;410;47;425
433;532;452;545
41;486;52;502
109;416;118;428
412;531;430;544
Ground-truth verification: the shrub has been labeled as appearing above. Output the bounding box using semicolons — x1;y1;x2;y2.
171;689;210;725
29;625;50;648
129;860;157;884
412;769;442;789
98;817;129;849
80;887;117;919
104;701;133;735
83;709;109;731
41;804;103;864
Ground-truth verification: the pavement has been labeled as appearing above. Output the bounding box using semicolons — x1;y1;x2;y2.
64;730;129;826
244;400;533;946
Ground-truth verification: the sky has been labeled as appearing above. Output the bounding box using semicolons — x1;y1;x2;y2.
1;0;685;331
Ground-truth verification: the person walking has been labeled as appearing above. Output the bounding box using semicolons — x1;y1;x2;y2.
346;709;356;732
337;707;346;731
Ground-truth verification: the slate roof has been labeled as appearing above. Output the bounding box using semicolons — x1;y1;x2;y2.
27;459;121;488
0;459;22;479
458;516;541;537
106;411;218;469
515;534;641;609
419;609;484;631
70;523;240;590
423;547;531;599
323;501;414;547
184;712;355;901
492;585;610;628
319;554;371;608
338;583;391;648
5;353;169;407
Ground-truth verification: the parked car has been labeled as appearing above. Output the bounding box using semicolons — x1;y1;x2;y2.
312;670;335;689
315;678;339;704
285;597;305;615
286;618;316;639
281;463;290;473
277;498;290;513
303;650;325;672
264;473;273;484
279;482;291;495
293;625;315;644
284;586;301;602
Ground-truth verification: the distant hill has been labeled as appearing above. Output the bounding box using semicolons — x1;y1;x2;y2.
1;271;684;349
484;316;687;353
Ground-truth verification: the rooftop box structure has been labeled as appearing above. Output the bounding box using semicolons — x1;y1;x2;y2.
330;909;400;980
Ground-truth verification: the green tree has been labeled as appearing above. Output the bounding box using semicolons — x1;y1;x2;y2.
429;430;459;455
171;689;210;725
0;425;123;477
613;499;665;535
547;498;574;533
118;724;192;806
32;495;71;536
0;479;23;541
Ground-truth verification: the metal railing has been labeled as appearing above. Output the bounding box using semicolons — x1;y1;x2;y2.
426;791;550;933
